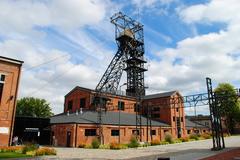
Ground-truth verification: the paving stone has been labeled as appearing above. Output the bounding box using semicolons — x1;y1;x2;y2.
46;136;240;160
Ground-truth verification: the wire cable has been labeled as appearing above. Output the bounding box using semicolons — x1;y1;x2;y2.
26;64;77;97
23;54;69;72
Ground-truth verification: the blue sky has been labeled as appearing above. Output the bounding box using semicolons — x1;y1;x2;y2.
1;0;240;115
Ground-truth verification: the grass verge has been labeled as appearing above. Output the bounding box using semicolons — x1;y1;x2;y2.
0;152;31;159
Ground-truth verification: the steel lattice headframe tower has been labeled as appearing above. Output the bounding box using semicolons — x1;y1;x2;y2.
96;12;147;97
94;12;147;143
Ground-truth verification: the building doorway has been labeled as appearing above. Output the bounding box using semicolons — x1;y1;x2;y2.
66;131;71;147
177;118;181;138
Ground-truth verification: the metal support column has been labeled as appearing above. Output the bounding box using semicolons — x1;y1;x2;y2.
206;77;224;150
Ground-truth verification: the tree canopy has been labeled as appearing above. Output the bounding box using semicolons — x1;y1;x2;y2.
16;97;53;118
214;83;240;134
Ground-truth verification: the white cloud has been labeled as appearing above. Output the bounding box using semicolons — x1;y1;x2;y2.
145;25;173;43
2;0;240;116
65;30;114;62
0;39;101;113
132;0;174;9
130;0;176;16
0;0;107;36
179;0;240;24
0;1;50;36
0;40;47;67
146;0;240;98
49;0;107;30
0;0;116;114
185;105;210;116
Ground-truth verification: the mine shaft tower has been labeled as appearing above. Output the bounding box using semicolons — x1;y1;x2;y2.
94;12;147;143
96;12;147;97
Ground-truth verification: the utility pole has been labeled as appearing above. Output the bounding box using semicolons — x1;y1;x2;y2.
118;102;121;144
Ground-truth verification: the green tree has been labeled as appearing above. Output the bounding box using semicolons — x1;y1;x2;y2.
16;97;53;118
214;83;240;134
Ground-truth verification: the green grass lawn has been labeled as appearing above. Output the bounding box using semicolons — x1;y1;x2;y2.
0;152;31;159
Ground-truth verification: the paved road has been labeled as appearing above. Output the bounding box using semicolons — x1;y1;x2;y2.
48;136;240;160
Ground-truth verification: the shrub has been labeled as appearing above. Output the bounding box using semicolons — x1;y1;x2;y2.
173;139;182;143
128;136;139;148
179;137;189;142
110;142;121;150
15;148;24;154
189;133;200;140
199;137;205;140
35;147;56;156
159;141;169;145
99;144;110;149
201;133;211;139
0;146;23;153
91;138;100;149
151;139;160;146
139;142;150;147
22;144;38;154
223;133;230;137
120;144;129;149
0;146;56;156
26;150;36;156
84;144;92;149
78;143;86;148
164;132;173;144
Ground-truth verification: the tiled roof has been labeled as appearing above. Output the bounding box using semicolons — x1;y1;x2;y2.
143;91;178;100
64;86;93;97
185;118;209;129
51;111;170;127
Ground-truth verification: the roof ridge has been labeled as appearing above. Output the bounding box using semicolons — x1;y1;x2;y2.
50;110;170;127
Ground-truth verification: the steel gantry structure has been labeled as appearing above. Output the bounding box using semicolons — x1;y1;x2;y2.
142;77;239;150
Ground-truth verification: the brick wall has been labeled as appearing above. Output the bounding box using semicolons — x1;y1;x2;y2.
62;87;187;144
64;88;92;113
143;92;186;138
0;58;22;146
186;127;211;135
51;123;172;147
64;88;136;114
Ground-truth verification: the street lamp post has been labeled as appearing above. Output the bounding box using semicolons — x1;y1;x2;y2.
118;83;127;144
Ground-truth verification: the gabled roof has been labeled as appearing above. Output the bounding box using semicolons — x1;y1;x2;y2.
65;86;93;97
65;87;183;103
50;111;170;127
143;91;179;100
185;118;209;129
65;86;136;100
0;56;24;65
186;115;210;120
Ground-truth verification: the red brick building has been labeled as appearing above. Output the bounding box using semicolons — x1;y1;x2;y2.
0;56;23;146
143;91;186;138
50;87;186;147
185;118;211;135
51;111;171;147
